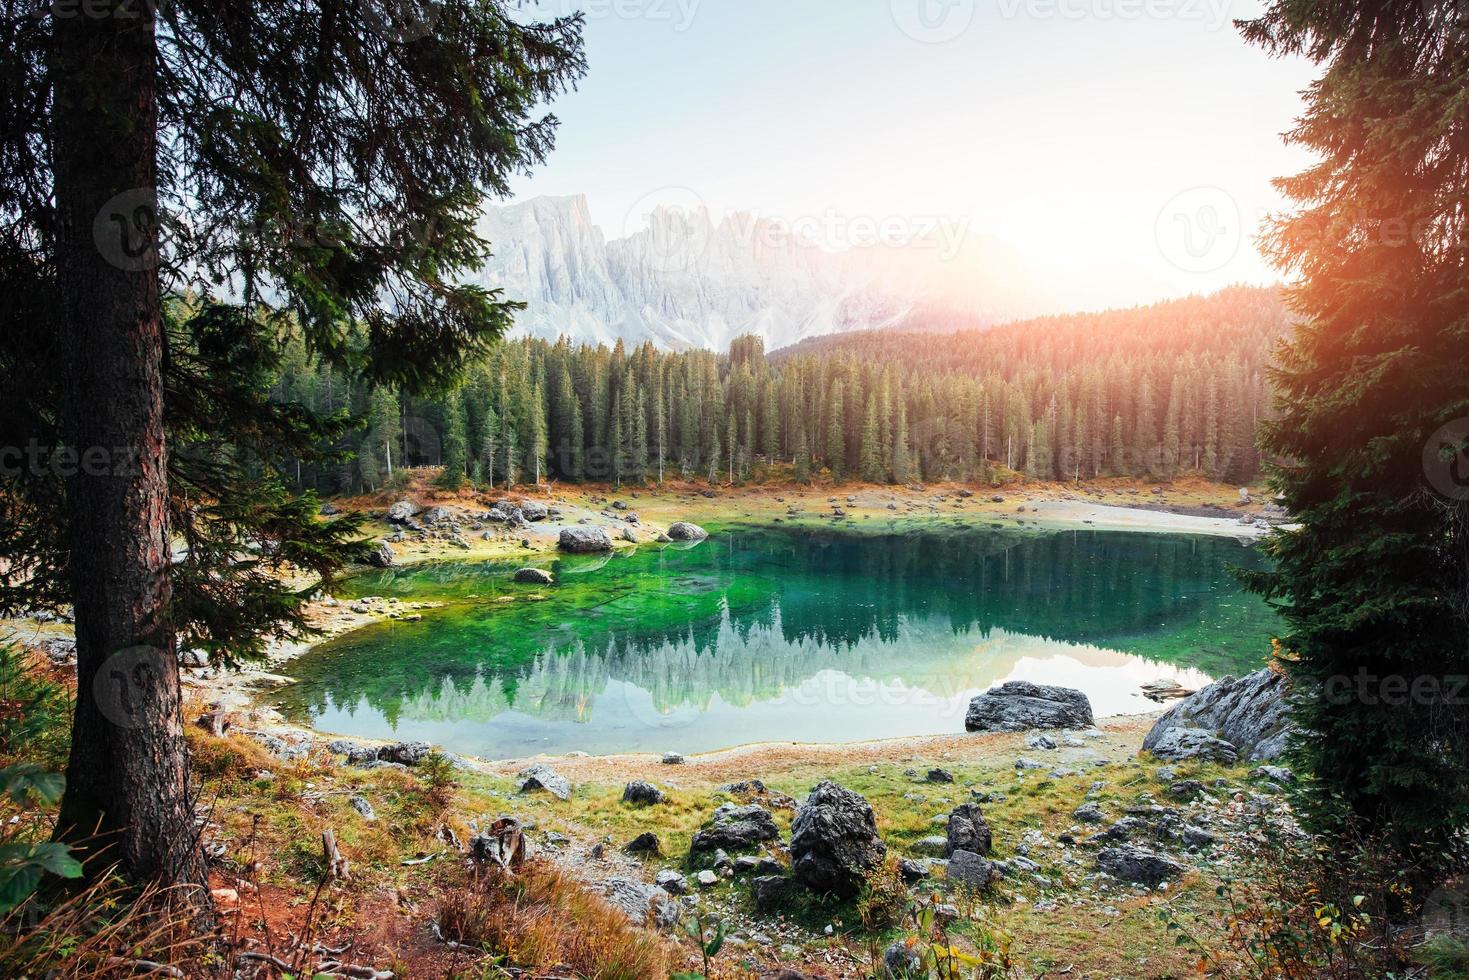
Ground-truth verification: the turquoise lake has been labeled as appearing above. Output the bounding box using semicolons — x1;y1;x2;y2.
276;525;1278;759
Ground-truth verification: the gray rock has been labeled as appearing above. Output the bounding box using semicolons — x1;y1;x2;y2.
517;763;571;801
1169;779;1206;799
621;780;664;806
1183;826;1217;849
385;500;420;523
1097;844;1185;886
667;521;709;542
1142;668;1293;762
690;803;779;852
789;781;887;898
1026;733;1058;750
655;869;688;894
883;941;924;978
965;681;1094;732
945;803;992;856
898;858;930;883
695;869;719;888
946;849;996;890
1073;802;1106;824
328;739;379;764
1252;765;1295;784
514;567;554;585
1147;727;1240;765
752;874;793;913
660;752;685;765
911;835;949;856
367;541;396;568
925;768;955;783
623;832;661;856
519;500;549;522
558;526;613;553
348;795;377;821
376;741;431;766
602;876;663;923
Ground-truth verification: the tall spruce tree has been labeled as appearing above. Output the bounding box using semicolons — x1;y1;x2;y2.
0;0;584;888
1242;0;1469;880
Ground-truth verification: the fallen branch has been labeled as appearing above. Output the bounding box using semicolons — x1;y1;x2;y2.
102;957;186;978
236;951;293;972
316;961;394;979
322;827;350;881
401;851;442;866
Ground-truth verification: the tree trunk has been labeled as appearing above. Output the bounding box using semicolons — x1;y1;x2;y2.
50;2;206;893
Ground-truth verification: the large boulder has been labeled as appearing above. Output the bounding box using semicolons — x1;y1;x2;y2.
385;500;420;523
558;526;614;554
519;500;549;522
376;741;431;766
1142;668;1293;762
517;764;571;801
621;780;664;806
367;541;396;568
1097;844;1186;887
1146;727;1239;765
667;521;709;542
965;681;1094;732
690;803;779;853
946;849;997;891
945;803;992;856
789;781;887;899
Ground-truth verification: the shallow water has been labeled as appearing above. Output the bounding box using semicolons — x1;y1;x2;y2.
276;524;1278;759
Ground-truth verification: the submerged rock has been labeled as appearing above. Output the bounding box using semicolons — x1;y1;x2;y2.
964;681;1094;732
1142;668;1293;762
558;526;613;553
513;567;554;585
789;781;887;899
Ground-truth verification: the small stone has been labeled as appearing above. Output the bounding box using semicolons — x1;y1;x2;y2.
624;832;662;856
695;869;719;888
621;780;664;806
348;795;376;821
656;869;688;894
925;768;954;783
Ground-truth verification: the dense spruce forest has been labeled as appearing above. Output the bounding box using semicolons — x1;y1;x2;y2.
273;285;1287;494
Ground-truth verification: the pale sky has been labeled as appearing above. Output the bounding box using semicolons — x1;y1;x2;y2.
507;0;1318;314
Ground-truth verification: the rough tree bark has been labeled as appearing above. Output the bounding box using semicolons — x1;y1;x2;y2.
48;2;206;892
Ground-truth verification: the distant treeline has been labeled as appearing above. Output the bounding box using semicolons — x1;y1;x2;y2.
272;285;1287;494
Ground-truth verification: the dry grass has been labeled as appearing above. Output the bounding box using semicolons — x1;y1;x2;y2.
435;860;674;979
0;876;212;979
